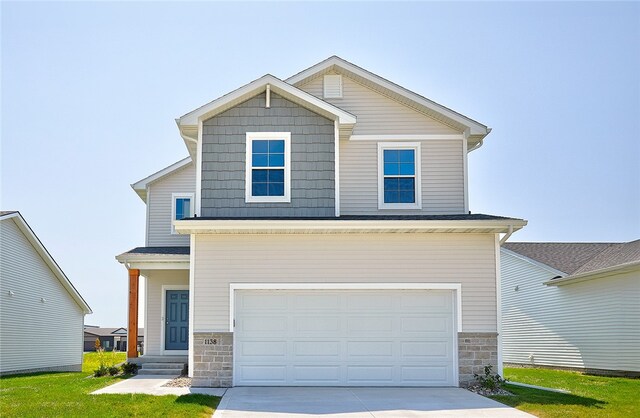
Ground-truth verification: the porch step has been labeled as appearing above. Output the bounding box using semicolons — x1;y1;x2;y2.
129;355;188;366
143;363;185;370
137;368;183;376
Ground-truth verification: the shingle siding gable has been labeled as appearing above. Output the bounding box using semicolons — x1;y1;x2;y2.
201;92;335;218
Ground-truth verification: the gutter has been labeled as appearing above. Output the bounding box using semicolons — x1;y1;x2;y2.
544;260;640;286
499;224;514;245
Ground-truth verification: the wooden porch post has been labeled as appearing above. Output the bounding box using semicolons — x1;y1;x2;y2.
127;269;140;358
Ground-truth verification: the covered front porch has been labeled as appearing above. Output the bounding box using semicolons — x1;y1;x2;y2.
116;247;191;370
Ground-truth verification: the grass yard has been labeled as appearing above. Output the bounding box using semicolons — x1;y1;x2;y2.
491;367;640;418
0;352;219;417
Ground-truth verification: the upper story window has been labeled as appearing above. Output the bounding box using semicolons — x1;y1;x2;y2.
171;193;194;233
377;142;422;210
245;132;291;203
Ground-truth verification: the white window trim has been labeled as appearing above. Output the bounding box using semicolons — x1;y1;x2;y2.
377;142;422;210
171;193;195;234
245;132;291;203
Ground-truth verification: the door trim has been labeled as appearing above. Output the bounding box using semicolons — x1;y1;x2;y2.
230;283;462;387
161;285;189;355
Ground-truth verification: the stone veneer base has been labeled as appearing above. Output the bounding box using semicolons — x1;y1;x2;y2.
192;332;233;387
191;331;498;387
458;332;498;387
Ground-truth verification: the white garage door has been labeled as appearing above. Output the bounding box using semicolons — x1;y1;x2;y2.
234;289;456;386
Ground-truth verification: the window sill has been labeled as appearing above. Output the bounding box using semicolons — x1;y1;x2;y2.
378;203;422;210
246;196;291;204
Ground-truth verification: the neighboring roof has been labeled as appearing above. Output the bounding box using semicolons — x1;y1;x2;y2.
0;211;92;314
84;327;144;337
286;56;491;148
131;157;192;202
504;240;640;280
120;246;190;256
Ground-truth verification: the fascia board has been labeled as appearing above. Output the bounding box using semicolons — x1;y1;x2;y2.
286;56;489;136
174;219;527;234
131;157;193;196
543;260;640;286
3;213;92;314
115;253;190;264
178;75;356;126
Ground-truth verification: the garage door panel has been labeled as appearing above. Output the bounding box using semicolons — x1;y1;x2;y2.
347;341;394;358
293;294;341;310
293;341;340;358
293;316;341;333
234;290;456;386
401;341;451;360
401;316;451;333
241;316;288;332
348;317;394;333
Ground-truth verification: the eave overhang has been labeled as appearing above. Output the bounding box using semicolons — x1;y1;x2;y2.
543;260;640;286
176;74;357;155
130;157;192;202
115;252;190;270
174;218;527;235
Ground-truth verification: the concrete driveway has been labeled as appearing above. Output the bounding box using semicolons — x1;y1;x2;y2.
213;387;534;417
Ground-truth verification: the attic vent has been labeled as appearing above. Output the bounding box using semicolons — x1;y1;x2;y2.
323;74;342;98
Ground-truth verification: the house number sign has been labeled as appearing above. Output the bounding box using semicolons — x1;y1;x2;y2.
204;338;217;345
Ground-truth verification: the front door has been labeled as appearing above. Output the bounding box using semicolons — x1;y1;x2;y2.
165;290;189;350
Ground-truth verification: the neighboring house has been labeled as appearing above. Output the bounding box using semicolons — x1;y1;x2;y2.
501;241;640;376
83;326;144;352
116;56;526;387
0;211;92;375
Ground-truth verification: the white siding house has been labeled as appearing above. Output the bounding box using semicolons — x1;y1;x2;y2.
117;56;527;387
501;241;640;375
0;211;92;375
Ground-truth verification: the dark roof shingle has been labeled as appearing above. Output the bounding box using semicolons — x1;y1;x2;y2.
504;240;640;275
122;247;190;256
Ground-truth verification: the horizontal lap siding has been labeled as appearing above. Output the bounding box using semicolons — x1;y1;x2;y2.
147;164;195;246
0;219;83;373
501;251;640;372
143;270;189;355
194;233;497;333
340;139;464;215
298;73;459;135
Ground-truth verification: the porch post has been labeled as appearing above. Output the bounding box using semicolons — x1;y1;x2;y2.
127;269;140;358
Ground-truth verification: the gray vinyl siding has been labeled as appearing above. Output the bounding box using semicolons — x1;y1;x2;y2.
0;218;84;374
144;270;189;355
501;250;640;372
201;92;335;217
193;233;498;333
297;72;460;135
340;138;465;215
146;163;195;246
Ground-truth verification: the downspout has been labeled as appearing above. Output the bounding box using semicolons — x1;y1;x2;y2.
499;225;514;246
175;120;198;144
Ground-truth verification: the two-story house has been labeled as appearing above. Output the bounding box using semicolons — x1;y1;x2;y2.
116;56;526;387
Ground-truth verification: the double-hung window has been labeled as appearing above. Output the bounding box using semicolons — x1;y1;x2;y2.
378;142;422;209
245;132;291;203
171;193;194;233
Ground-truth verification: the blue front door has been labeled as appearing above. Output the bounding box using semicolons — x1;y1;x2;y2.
165;290;189;350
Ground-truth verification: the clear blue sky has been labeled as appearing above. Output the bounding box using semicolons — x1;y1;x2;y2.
2;2;639;327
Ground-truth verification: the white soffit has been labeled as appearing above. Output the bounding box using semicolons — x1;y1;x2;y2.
286;56;491;141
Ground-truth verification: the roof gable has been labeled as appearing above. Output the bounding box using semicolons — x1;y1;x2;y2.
0;212;92;314
131;157;192;202
286;56;491;148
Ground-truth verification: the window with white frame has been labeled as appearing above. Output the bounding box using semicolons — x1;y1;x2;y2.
245;132;291;203
378;142;422;209
171;193;194;233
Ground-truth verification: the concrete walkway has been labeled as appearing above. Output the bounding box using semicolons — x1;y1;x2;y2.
213;387;535;418
91;375;226;397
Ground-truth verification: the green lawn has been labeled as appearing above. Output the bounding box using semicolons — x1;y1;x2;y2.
0;352;219;417
491;367;640;418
